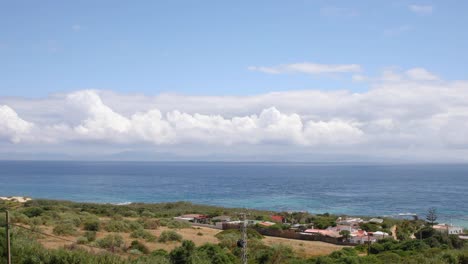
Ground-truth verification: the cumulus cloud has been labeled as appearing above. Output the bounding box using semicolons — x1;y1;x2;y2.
0;105;34;143
248;62;362;75
405;68;439;81
1;67;468;161
409;4;434;15
57;90;362;146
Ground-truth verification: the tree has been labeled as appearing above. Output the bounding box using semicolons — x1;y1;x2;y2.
426;207;438;226
170;240;196;264
340;230;351;241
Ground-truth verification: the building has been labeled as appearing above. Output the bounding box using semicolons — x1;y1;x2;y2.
336;217;364;226
174;214;209;224
212;215;231;222
369;218;384;224
303;229;340;238
350;235;377;244
258;221;276;227
271;215;285;223
433;224;464;235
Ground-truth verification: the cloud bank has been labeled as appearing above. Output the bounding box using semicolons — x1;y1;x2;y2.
1;67;468;161
248;62;362;75
409;4;434;15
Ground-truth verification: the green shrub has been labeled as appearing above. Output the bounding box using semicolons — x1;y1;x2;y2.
152;249;169;256
83;217;100;231
77;236;88;244
128;220;144;231
59;212;82;227
11;212;30;224
158;230;183;243
131;228;157;242
159;218;191;229
215;228;263;240
84;231;97;242
22;207;44;217
141;210;156;218
104;219;131;232
138;218;160;229
96;234;124;250
52;223;77;236
129;240;150;254
29;216;45;226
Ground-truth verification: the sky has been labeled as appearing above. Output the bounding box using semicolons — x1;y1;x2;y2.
1;0;468;162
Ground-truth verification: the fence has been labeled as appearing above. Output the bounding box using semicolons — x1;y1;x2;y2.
222;223;356;246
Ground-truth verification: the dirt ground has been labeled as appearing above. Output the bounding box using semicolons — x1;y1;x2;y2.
36;225;346;258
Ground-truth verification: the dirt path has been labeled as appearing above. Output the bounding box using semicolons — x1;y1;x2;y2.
391;225;397;240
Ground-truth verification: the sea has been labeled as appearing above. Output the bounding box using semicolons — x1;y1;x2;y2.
1;161;467;227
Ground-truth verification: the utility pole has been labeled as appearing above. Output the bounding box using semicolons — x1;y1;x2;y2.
239;213;248;264
5;211;11;264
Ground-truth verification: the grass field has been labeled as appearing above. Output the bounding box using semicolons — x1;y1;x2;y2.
33;218;346;258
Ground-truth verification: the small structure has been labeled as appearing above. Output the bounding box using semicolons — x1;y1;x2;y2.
336;217;364;226
212;215;231;222
303;229;340;238
433;224;464;235
327;225;355;233
395;213;418;221
369;218;384;224
350;235;377;244
271;215;285;223
258;221;276;227
370;231;389;239
174;214;209;224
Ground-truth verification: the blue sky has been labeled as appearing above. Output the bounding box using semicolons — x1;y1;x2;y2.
2;1;468;161
1;0;468;97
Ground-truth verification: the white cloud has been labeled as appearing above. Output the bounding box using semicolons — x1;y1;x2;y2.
320;7;359;18
248;62;362;75
0;105;34;143
2;67;468;161
405;68;439;81
409;4;434;15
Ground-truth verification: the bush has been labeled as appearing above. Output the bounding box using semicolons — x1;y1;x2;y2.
216;228;263;240
22;207;44;218
131;228;157;242
84;231;97;242
158;230;183;243
104;219;131;232
96;234;124;250
129;240;150;254
52;223;77;236
159;218;191;229
83;218;100;231
76;236;88;244
138;218;160;229
141;210;155;218
59;212;82;227
152;249;169;256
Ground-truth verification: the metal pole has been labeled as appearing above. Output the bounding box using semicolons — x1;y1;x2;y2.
6;211;11;264
240;213;247;264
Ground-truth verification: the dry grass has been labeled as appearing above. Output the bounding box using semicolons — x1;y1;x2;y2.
263;236;347;258
35;223;345;258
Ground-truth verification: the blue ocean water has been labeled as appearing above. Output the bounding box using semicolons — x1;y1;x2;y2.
1;161;467;227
